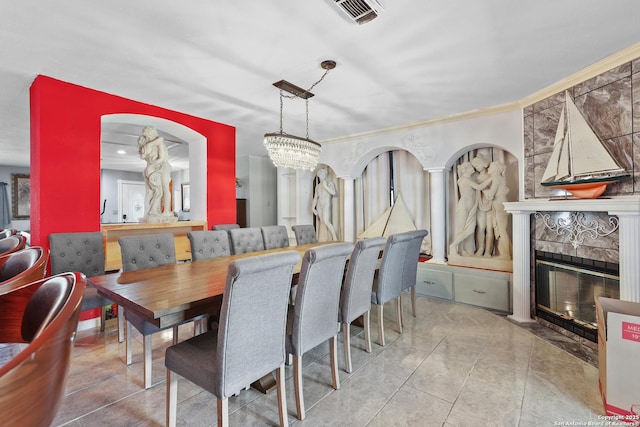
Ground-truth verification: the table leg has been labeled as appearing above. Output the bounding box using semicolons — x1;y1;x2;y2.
251;373;277;394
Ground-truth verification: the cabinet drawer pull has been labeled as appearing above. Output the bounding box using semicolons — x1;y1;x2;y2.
423;280;436;285
473;289;487;294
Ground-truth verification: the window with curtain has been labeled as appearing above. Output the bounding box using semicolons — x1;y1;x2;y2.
0;182;10;229
354;150;431;254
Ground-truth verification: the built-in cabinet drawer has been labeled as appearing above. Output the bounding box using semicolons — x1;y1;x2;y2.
454;273;510;312
416;268;453;301
415;263;512;313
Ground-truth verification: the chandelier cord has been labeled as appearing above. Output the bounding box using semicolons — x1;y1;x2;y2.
279;89;284;134
281;68;332;100
306;99;310;139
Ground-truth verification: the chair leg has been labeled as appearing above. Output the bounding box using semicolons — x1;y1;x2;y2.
377;304;385;346
411;286;417;317
396;297;403;334
276;364;289;427
217;397;229;427
100;306;107;332
166;369;178;427
399;293;404;327
330;336;340;390
172;326;179;345
194;317;206;336
342;323;352;373
126;320;133;365
363;310;372;353
118;308;125;343
293;355;305;420
144;334;153;389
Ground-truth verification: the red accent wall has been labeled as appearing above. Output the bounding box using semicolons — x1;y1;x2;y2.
29;75;236;250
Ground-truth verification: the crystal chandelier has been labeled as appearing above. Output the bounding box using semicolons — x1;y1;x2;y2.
264;60;335;171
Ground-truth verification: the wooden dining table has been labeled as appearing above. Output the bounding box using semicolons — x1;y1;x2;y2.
88;242;334;330
88;241;341;393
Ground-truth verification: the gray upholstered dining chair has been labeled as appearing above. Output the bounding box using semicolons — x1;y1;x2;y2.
399;229;428;324
291;224;317;245
371;230;428;346
212;224;240;254
339;237;386;373
212;223;240;231
119;233;204;389
261;225;289;250
187;230;231;260
49;232;118;334
286;242;353;420
165;250;301;427
228;227;265;254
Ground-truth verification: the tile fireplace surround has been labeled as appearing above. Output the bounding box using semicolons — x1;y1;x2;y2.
503;196;640;323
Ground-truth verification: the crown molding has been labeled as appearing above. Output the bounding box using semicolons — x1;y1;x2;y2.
321;102;520;145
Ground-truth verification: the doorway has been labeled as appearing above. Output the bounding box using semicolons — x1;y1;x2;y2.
118;180;146;223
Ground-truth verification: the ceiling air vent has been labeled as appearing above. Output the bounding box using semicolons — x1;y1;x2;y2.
333;0;383;24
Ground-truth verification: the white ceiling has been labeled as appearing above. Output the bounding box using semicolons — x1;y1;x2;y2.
2;1;640;172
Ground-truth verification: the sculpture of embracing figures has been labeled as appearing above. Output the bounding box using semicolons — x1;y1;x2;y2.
449;154;511;261
137;126;177;223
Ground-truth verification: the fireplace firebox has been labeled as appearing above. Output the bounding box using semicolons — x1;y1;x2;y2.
535;251;619;342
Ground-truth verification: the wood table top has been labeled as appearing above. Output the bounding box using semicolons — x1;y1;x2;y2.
88;242;341;328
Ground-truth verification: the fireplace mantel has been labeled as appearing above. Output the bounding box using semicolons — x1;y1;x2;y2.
503;196;640;214
503;196;640;323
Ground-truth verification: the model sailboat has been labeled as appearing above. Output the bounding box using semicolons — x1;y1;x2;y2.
358;193;417;238
540;91;630;198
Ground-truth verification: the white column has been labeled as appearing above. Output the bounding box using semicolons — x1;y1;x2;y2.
507;209;536;323
609;211;640;302
341;178;355;242
427;168;446;263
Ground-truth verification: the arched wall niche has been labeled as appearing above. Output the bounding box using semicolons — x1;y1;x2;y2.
446;145;519;265
342;145;409;178
101;114;208;220
443;143;517;171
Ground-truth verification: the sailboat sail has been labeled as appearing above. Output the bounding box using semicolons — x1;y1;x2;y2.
541;106;566;182
565;92;623;177
540;91;628;196
358;193;417;238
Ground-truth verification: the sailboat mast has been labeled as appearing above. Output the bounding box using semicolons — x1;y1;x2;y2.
565;93;575;180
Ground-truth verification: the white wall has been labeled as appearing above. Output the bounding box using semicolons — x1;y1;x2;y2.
237;155;278;227
321;108;523;179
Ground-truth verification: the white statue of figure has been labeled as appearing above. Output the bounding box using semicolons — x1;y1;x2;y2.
138;126;175;222
471;154;493;256
483;161;511;259
312;167;338;241
449;162;492;256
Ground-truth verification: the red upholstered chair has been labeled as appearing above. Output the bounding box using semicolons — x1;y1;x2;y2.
0;247;49;295
0;272;86;426
0;229;17;240
0;235;27;257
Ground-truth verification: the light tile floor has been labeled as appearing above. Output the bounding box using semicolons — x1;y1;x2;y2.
53;296;605;426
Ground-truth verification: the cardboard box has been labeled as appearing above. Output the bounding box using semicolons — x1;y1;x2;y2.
596;297;640;425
